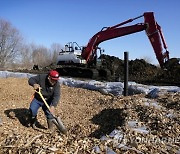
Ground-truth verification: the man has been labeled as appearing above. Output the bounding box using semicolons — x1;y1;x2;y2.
28;70;60;129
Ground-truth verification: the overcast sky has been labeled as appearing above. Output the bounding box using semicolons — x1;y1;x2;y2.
0;0;179;64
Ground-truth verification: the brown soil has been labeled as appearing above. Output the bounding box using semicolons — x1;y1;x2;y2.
101;55;180;86
0;78;179;153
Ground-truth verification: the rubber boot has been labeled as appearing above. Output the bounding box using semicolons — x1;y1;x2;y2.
27;109;37;129
47;119;54;130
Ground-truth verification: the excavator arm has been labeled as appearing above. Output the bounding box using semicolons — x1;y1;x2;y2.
81;12;169;68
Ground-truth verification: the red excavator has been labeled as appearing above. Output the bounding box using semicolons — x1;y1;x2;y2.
56;12;170;79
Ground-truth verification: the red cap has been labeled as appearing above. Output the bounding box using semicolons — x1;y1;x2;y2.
49;70;60;80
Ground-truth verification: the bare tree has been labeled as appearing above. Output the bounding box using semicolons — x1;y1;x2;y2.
50;43;63;63
0;18;23;68
18;43;62;70
18;44;33;69
31;44;52;68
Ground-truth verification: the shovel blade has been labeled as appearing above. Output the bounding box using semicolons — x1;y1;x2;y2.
51;117;67;134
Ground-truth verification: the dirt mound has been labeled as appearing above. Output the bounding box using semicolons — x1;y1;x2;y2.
0;78;179;153
101;54;180;86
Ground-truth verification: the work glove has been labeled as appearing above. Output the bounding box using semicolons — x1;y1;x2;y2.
33;84;40;90
49;106;55;115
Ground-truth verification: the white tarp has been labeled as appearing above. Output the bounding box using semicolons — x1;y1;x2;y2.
0;71;179;96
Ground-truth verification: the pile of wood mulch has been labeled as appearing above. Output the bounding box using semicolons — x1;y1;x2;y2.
0;78;179;153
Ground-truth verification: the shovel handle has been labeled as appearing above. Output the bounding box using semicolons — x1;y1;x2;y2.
35;87;50;111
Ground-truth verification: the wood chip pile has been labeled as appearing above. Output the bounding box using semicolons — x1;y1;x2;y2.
0;78;179;153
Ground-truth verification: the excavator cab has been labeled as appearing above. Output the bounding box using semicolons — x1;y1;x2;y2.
57;42;86;65
63;42;82;53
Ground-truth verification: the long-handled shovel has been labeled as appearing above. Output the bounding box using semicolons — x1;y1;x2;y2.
35;88;67;134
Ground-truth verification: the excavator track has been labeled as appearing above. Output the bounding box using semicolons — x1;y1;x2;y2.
56;66;99;79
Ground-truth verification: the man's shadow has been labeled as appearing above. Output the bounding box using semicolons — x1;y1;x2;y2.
4;108;46;129
4;108;30;127
89;108;127;139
